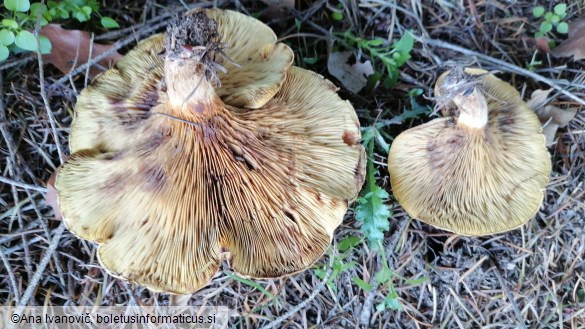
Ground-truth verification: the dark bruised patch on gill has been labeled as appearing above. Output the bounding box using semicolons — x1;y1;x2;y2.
100;172;127;194
142;165;168;191
498;114;515;133
101;150;125;161
142;127;172;152
447;131;465;145
109;86;159;126
139;87;160;110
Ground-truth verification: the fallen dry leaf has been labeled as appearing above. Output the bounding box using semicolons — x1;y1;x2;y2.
527;88;553;111
41;24;122;79
528;89;578;146
327;51;374;93
551;18;585;61
531;36;552;53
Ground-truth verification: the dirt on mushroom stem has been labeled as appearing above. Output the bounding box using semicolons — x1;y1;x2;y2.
165;11;222;82
161;15;227;127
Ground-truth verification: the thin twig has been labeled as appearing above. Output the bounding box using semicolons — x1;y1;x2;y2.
0;248;21;304
35;18;65;164
421;37;585;107
17;223;66;307
0;55;36;71
489;257;528;329
0;176;47;193
260;267;333;329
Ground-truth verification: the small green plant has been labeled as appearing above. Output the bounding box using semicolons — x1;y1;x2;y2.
314;235;360;292
533;3;569;38
355;132;391;249
356;90;429;249
336;30;414;89
526;50;543;71
0;0;119;61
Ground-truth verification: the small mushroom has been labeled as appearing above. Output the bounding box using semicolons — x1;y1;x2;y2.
388;68;551;236
54;9;365;294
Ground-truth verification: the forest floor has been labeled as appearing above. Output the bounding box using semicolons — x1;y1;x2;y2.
1;0;584;328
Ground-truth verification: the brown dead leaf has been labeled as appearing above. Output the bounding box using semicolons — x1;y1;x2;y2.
46;166;62;221
528;89;578;146
533;36;552;53
535;105;578;147
40;24;122;79
327;51;374;93
551;18;585;61
535;105;578;128
527;88;553;112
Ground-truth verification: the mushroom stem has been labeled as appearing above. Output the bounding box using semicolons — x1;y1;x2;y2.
164;58;219;109
454;87;488;129
163;11;222;113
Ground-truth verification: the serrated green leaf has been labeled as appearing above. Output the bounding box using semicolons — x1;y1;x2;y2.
355;185;391;244
353;277;374;291
0;29;15;46
338;235;361;252
533;6;545;17
540;21;553;33
39;35;51;54
554;3;567;16
15;30;37;51
0;44;9;61
100;17;120;29
2;19;20;30
372;128;390;153
556;22;569;34
4;0;30;12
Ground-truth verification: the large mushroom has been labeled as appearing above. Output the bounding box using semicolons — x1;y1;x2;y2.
55;9;365;294
387;68;551;236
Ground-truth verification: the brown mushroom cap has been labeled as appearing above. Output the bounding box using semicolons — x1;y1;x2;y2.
388;68;551;236
55;9;365;294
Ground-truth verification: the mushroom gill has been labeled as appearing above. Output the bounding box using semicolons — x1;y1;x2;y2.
55;9;365;294
387;68;551;236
